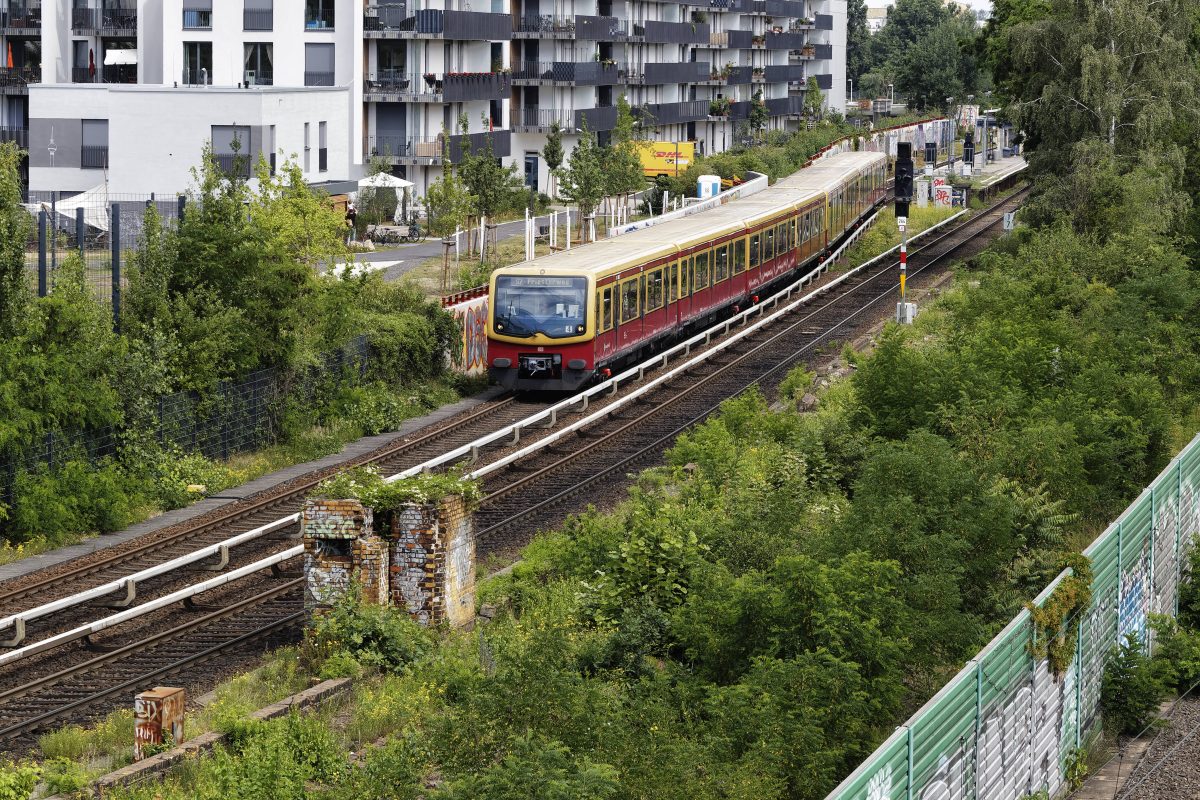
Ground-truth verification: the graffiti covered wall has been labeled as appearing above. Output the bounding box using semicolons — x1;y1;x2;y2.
828;434;1200;800
444;291;489;376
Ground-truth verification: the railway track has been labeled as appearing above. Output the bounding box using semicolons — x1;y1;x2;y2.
0;184;1026;748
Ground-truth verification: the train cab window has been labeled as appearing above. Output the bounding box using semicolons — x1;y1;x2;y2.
646;269;665;311
669;262;679;303
597;286;613;332
681;257;691;297
764;228;775;261
619;277;640;323
750;234;760;267
733;239;746;274
695;250;710;289
714;245;729;283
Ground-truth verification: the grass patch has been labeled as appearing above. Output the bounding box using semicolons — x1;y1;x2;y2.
839;205;959;269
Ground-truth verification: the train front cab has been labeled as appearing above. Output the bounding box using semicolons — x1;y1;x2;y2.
486;272;598;392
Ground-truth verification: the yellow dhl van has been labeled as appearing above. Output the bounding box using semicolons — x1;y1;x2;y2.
637;141;696;177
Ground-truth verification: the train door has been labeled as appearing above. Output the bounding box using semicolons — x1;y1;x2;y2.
617;273;641;352
679;255;693;321
642;265;667;341
693;248;711;313
733;237;747;299
712;242;730;304
595;280;616;361
748;230;761;288
668;260;679;328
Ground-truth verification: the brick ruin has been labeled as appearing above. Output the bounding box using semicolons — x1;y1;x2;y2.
301;495;475;628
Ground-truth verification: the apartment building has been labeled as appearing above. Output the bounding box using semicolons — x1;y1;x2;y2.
2;0;845;198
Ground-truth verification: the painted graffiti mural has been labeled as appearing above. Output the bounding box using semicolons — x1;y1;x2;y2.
445;293;489;376
830;438;1200;800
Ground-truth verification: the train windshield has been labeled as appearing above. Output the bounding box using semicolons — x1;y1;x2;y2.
493;275;588;339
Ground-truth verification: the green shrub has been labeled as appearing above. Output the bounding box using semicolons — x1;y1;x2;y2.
1178;544;1200;631
140;447;239;510
0;761;40;800
1101;634;1167;734
1150;614;1200;693
304;586;435;675
42;757;90;796
9;459;136;542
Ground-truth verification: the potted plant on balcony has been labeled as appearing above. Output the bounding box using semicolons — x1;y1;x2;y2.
801;44;815;56
424;72;437;87
709;96;731;117
601;58;616;67
752;67;765;80
752;34;765;45
722;61;735;79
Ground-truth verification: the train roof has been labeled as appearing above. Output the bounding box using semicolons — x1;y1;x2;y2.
497;149;887;280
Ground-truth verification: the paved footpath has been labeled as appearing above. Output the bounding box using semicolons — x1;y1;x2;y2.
0;386;507;584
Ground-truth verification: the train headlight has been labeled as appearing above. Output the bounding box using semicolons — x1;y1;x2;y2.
497;323;504;330
576;324;585;334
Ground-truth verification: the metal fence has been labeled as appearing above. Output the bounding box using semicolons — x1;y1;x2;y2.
0;336;371;506
825;432;1200;800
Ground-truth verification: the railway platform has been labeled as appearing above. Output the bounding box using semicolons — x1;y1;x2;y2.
0;386;507;584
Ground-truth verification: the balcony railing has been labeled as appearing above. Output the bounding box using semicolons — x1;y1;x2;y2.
101;6;136;32
181;67;210;86
244;8;272;30
638;99;709;125
0;126;27;147
366;132;510;164
304;8;334;29
102;64;136;83
765;31;804;49
4;4;40;31
81;145;109;169
639;20;709;44
510;60;618;86
644;61;710;84
723;65;752;83
0;65;38;87
305;70;335;86
364;71;508;101
764;64;805;82
442;71;509;101
364;6;511;38
512;106;618;132
513;13;623;38
766;95;804;115
244;69;273;86
182;8;211;29
215;152;253;177
71;66;94;83
364;70;442;97
71;7;96;30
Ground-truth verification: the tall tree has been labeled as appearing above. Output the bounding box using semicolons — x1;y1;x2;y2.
424;137;475;293
749;90;769;138
457;114;523;261
604;96;647;224
542;121;564;199
846;0;871;84
804;77;826;119
0;142;30;335
557;121;605;243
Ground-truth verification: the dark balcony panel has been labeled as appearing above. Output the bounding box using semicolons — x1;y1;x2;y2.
815;13;833;29
443;10;510;39
183;8;212;28
766;96;803;115
513;14;575;34
81;145;109;169
0;126;27;147
101;6;137;31
215;152;252;177
759;0;795;16
102;64;137;83
643;19;708;44
640;100;708;126
727;0;753;12
765;31;804;49
448;129;510;163
305;70;335;86
644;61;710;84
764;64;804;82
511;61;617;85
725;66;752;83
814;72;832;90
71;66;95;83
244;8;272;30
575;14;622;39
305;8;335;29
71;7;96;29
814;43;832;60
363;3;404;30
726;29;754;48
365;70;442;96
575;105;617;131
729;100;750;120
442;72;509;102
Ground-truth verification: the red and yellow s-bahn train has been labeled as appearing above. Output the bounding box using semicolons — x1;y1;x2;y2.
487;150;889;391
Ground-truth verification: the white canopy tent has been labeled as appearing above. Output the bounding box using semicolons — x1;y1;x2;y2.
103;50;137;65
23;184;111;233
355;173;415;223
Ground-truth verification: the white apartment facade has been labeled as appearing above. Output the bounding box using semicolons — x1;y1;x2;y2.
3;0;846;199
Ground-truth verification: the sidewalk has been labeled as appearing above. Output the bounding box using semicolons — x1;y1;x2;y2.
0;386;506;584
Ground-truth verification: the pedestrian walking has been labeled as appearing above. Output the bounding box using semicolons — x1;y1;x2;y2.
345;201;358;243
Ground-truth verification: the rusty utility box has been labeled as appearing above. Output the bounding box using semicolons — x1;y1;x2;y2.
134;686;185;760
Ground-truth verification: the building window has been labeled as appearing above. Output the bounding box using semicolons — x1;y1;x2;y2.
305;0;334;29
244;43;273;86
71;40;94;83
303;122;310;171
183;0;212;29
304;43;334;86
81;119;108;169
318;121;327;172
182;42;212;85
212;125;252;177
244;0;272;31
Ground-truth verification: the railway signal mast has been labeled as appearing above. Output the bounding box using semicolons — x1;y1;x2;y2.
895;143;916;324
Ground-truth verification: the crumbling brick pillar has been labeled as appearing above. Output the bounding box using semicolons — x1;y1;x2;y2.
385;495;475;627
301;498;388;609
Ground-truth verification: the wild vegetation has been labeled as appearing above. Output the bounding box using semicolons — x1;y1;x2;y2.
0;146;463;551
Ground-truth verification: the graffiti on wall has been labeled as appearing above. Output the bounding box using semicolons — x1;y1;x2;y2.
447;294;489;376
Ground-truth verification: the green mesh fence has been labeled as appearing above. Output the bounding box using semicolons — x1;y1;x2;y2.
827;432;1200;800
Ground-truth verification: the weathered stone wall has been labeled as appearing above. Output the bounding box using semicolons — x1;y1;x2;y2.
302;498;385;608
386;496;475;627
440;495;476;629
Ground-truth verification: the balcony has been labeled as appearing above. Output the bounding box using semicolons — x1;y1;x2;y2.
635;20;709;44
3;4;40;34
637;100;709;126
510;60;618;86
0;66;38;92
71;67;95;83
442;71;509;101
766;95;804;115
180;68;209;86
71;7;96;31
305;70;335;86
765;31;804;49
244;8;272;30
0;126;26;147
512;14;624;39
724;65;752;84
364;70;443;100
182;8;211;29
81;145;109;169
244;69;273;86
215;152;252;178
364;6;511;39
101;5;136;34
764;64;805;83
102;64;136;83
366;130;510;165
304;8;334;29
511;106;618;133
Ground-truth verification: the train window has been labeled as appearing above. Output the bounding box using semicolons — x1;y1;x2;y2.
789;219;797;249
733;239;746;274
681;257;691;297
646;269;664;311
620;277;640;323
764;227;774;261
777;223;787;252
750;234;760;267
695;250;710;289
598;286;613;332
714;245;729;283
669;262;678;303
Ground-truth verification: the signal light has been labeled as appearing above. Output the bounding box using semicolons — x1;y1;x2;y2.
895;142;914;203
752;295;760;303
